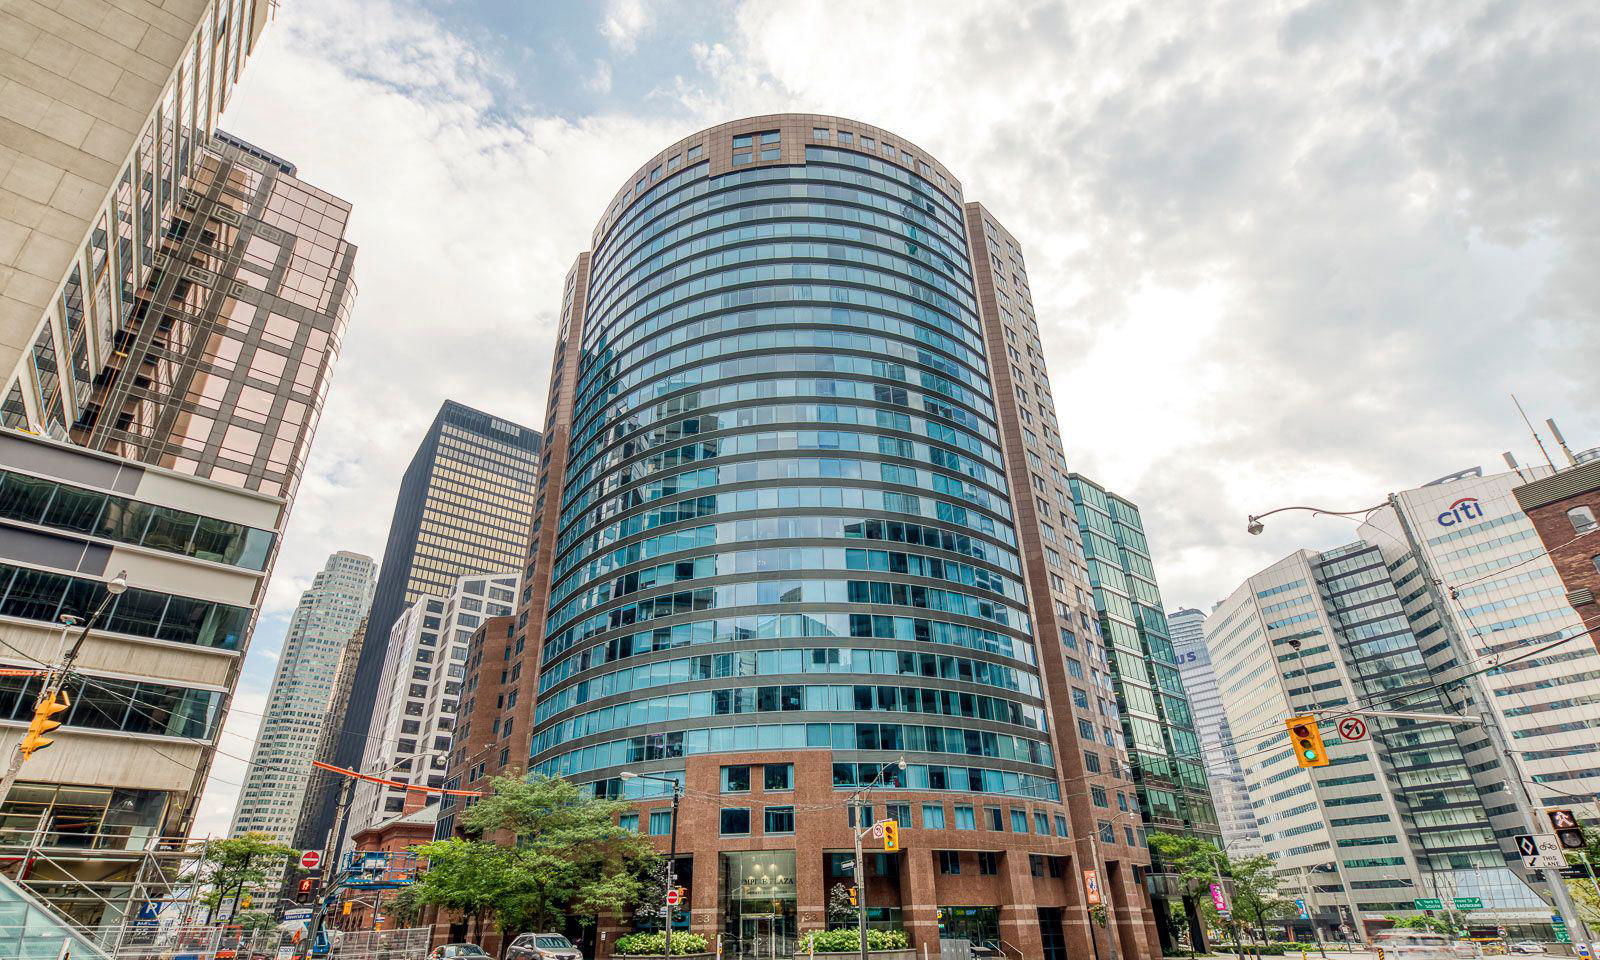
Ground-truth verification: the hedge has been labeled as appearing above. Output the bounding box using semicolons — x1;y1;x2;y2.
613;931;710;955
798;929;910;953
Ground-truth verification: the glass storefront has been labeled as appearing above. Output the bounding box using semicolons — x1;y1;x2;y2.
723;851;797;959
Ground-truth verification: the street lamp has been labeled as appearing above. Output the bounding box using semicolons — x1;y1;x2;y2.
1245;504;1388;536
621;771;684;960
845;758;906;960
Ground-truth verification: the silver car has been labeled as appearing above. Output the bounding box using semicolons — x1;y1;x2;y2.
507;933;582;960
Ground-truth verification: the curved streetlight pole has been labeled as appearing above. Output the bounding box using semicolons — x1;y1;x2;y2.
1244;504;1389;536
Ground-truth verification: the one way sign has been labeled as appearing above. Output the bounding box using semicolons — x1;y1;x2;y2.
1514;834;1566;869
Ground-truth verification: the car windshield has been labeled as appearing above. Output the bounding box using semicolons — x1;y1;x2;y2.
445;948;485;957
537;937;573;948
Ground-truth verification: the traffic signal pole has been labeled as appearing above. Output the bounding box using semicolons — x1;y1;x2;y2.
0;573;126;806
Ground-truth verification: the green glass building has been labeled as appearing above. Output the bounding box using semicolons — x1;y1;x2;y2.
1068;475;1220;942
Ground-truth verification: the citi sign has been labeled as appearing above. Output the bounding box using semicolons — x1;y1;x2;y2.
1436;497;1486;527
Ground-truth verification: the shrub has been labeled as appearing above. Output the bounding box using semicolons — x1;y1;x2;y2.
798;928;910;952
613;931;710;955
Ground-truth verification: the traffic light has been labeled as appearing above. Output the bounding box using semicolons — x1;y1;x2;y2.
342;900;352;916
881;820;900;853
21;690;70;758
1285;715;1328;768
847;886;858;907
1548;809;1587;849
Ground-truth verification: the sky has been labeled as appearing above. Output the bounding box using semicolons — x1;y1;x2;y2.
190;0;1600;836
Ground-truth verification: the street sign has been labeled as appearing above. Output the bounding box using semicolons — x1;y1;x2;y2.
1556;931;1571;944
282;908;312;922
1513;834;1565;869
1554;914;1566;925
840;859;855;872
1414;898;1444;910
1573;943;1589;959
1562;864;1595;879
665;888;683;907
1337;717;1369;742
299;850;322;870
1453;898;1483;910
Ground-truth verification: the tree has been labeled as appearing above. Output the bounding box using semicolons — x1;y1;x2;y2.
385;885;426;929
1148;832;1230;951
411;776;660;942
1229;856;1300;951
827;882;857;929
234;910;277;935
195;833;300;922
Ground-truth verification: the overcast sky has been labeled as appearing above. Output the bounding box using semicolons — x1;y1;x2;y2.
190;0;1600;836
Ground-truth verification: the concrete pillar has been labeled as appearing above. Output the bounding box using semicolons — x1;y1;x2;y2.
690;852;719;946
999;852;1046;959
904;849;940;953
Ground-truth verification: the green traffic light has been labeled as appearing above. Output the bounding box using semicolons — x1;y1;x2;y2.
1302;749;1317;760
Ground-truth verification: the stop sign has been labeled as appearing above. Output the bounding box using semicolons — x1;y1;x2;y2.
300;850;321;870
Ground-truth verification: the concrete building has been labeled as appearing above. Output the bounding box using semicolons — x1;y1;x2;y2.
308;401;538;857
1359;466;1600;807
348;571;516;840
435;614;514;841
1169;607;1263;857
2;0;270;424
230;550;375;841
1207;542;1549;940
66;130;357;505
0;427;283;926
497;115;1159;960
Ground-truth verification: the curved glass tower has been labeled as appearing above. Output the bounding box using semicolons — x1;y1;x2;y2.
511;117;1161;960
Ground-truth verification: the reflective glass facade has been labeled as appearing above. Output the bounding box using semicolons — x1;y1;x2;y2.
534;129;1051;796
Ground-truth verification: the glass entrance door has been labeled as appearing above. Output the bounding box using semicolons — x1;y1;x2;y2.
722;851;797;959
740;914;779;958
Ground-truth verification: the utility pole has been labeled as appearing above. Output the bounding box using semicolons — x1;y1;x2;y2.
619;771;684;960
854;796;868;960
0;574;127;805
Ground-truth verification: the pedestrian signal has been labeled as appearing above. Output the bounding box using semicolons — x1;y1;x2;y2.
848;886;858;907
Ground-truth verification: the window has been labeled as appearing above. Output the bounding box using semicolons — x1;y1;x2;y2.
1084;752;1101;773
978;852;998;875
1011;809;1029;833
1034;812;1051;835
764;806;795;834
1593;554;1600;576
1055;815;1069;838
619;813;639;833
849;805;874;828
838;131;853;145
1099;820;1115;844
986;806;1004;831
649;810;673;835
954;805;976;830
923;804;946;829
1030;854;1046;878
1570;506;1597;534
813;127;830;140
720;808;751;835
722;765;750;793
764;763;794;790
938;850;961;875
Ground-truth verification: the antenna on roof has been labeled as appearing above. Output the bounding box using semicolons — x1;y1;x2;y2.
1545;418;1578;468
1502;451;1530;483
1511;395;1556;471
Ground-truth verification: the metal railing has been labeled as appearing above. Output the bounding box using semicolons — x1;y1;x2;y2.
0;923;435;960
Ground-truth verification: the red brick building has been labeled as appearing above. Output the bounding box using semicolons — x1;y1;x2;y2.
1513;458;1600;651
337;808;435;931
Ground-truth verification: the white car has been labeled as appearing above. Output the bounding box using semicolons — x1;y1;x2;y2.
506;933;583;960
1509;942;1547;955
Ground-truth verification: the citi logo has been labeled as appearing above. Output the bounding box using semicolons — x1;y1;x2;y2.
1437;497;1485;527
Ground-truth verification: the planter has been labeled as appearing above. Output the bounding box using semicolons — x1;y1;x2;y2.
805;952;916;960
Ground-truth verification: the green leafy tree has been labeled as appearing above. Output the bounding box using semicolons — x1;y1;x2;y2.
411;776;659;942
195;833;300;922
234;910;277;934
1385;915;1454;935
827;882;857;929
1228;855;1300;952
1148;832;1231;951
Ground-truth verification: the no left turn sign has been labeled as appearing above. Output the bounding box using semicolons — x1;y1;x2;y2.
1337;717;1368;742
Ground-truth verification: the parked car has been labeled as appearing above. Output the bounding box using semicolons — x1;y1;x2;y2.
506;932;583;960
429;945;490;960
1373;930;1455;960
1509;942;1547;955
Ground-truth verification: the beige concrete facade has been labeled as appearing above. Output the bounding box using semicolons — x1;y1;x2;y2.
0;0;268;429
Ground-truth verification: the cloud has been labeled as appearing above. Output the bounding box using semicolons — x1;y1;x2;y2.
600;0;654;54
197;0;1600;828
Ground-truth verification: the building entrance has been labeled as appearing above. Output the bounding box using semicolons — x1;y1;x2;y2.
722;851;797;958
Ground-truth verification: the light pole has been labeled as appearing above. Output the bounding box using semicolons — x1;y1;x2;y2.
1247;499;1594;943
622;771;683;960
0;571;127;804
845;757;905;960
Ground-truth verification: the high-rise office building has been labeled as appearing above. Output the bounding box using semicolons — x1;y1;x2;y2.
499;115;1157;960
1206;543;1549;941
2;1;270;428
1168;607;1263;857
1358;465;1600;807
1067;477;1219;944
309;401;537;856
347;571;516;840
0;428;284;928
231;550;375;841
67;130;357;505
